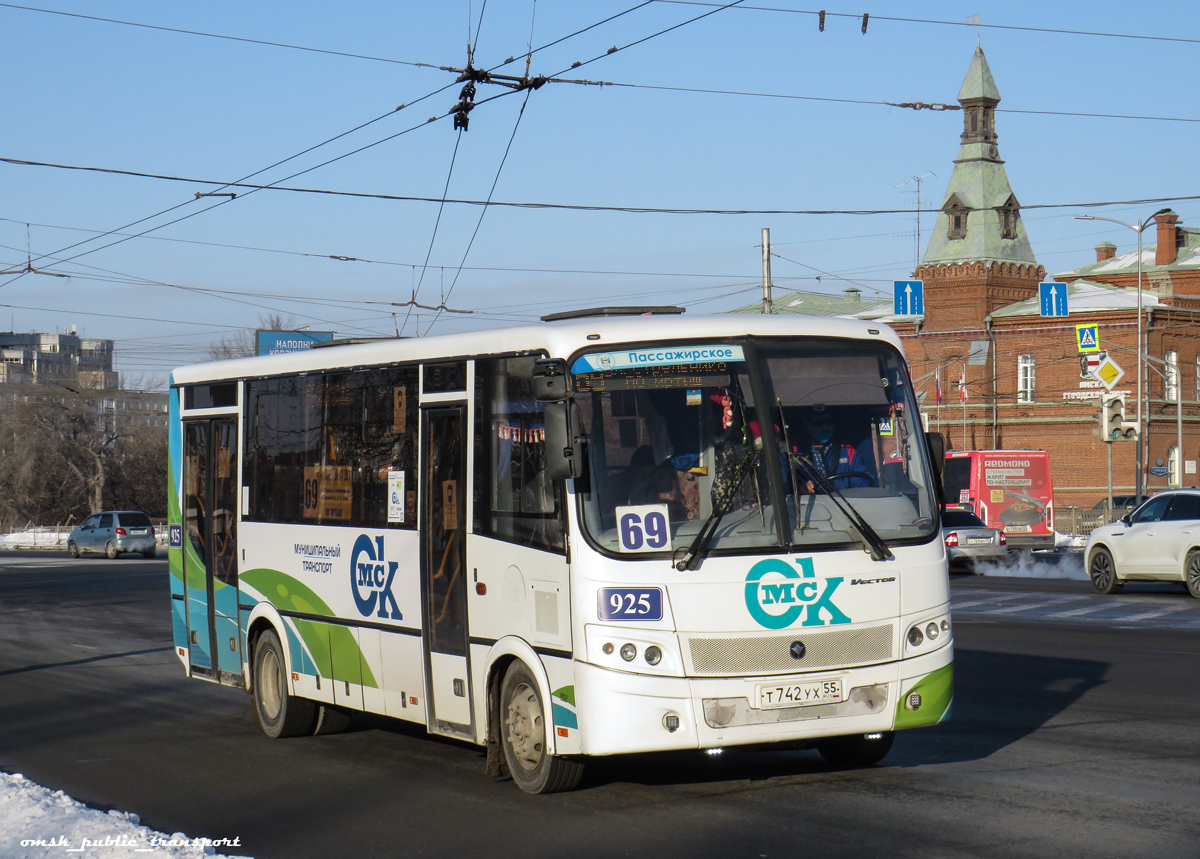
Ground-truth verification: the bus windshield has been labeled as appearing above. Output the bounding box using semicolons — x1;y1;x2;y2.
572;339;937;558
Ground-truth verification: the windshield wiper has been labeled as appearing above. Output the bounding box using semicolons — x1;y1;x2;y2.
673;447;759;572
790;453;894;562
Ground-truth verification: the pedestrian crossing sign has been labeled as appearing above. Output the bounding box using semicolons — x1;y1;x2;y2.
1075;324;1100;353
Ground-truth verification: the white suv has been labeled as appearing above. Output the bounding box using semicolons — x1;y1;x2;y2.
1085;490;1200;598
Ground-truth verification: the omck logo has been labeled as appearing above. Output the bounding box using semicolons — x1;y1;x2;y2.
350;535;402;620
744;558;851;630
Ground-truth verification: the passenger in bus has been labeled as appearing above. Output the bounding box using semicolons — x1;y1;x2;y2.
626;445;689;521
794;406;876;492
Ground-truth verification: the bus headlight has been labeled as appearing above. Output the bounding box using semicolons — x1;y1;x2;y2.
620;643;637;662
644;645;662;665
925;622;940;641
907;626;924;647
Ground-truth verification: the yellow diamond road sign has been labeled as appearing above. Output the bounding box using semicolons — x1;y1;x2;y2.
1095;355;1124;389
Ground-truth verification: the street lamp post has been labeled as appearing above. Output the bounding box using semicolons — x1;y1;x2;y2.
1075;208;1172;504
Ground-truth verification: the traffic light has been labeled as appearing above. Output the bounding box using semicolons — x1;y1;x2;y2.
1099;394;1137;442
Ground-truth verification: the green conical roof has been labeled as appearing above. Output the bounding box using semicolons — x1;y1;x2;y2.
958;47;1000;102
921;48;1037;269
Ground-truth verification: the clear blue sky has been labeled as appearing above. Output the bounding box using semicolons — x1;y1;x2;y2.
2;1;1197;387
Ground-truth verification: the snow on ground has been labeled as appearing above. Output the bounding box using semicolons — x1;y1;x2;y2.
0;530;69;550
0;772;249;859
0;531;167;551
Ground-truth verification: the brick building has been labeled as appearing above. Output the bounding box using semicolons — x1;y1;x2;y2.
736;47;1200;507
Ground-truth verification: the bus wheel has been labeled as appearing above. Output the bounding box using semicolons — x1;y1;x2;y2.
500;661;584;794
1089;547;1122;594
105;541;119;559
67;541;80;559
817;731;895;767
253;629;315;738
312;704;351;735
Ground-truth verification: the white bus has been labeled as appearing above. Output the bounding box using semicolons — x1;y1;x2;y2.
168;309;952;793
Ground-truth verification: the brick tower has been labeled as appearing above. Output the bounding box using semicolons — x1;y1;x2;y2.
915;48;1045;332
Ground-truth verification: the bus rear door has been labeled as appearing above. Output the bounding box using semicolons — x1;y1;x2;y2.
182;417;243;684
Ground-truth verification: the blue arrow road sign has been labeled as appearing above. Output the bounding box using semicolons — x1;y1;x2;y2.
893;280;924;315
1039;282;1068;317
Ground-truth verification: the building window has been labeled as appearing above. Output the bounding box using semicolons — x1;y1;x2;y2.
1168;445;1180;488
946;199;967;240
1166;350;1179;402
1017;354;1036;403
998;196;1019;240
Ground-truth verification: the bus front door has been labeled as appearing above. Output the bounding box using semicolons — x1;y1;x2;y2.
420;405;474;738
183;418;243;685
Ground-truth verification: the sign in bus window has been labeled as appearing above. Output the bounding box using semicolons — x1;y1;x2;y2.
614;504;672;553
387;471;405;523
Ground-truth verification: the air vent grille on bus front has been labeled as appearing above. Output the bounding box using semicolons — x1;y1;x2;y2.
687;624;894;675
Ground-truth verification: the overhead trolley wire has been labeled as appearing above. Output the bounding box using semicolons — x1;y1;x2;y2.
403;131;466;336
427;90;533;335
0;2;443;68
9;156;1200;217
653;1;1200;46
545;0;746;77
585;80;1200;125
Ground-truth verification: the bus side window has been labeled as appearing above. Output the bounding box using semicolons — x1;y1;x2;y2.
361;366;418;529
244;376;311;524
474;357;565;553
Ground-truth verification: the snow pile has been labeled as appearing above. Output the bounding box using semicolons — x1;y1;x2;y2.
0;772;250;859
972;551;1088;581
0;531;168;551
0;530;68;549
1053;529;1088;551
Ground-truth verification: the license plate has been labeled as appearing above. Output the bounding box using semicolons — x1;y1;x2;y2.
131;529;147;535
1005;525;1032;533
968;537;992;545
756;678;843;709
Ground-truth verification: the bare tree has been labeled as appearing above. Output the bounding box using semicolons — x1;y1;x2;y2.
0;386;118;526
206;313;300;361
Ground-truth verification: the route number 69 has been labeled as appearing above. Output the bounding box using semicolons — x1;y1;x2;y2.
614;504;672;553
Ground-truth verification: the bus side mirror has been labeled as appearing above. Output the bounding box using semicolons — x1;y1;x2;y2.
533;358;569;402
926;431;945;480
544;401;583;480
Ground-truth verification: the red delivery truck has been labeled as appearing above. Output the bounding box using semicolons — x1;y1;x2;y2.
942;450;1055;550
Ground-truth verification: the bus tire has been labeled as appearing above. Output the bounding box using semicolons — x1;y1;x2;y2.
817;731;895;768
105;541;119;559
312;704;351;735
500;661;584;794
1089;547;1122;594
253;629;315;738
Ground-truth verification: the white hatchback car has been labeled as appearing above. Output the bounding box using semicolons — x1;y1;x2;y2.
1085;490;1200;597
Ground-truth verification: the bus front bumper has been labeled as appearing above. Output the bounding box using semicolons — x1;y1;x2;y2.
572;646;952;757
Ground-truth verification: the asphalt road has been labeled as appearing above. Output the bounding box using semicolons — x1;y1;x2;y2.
1;551;1198;859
